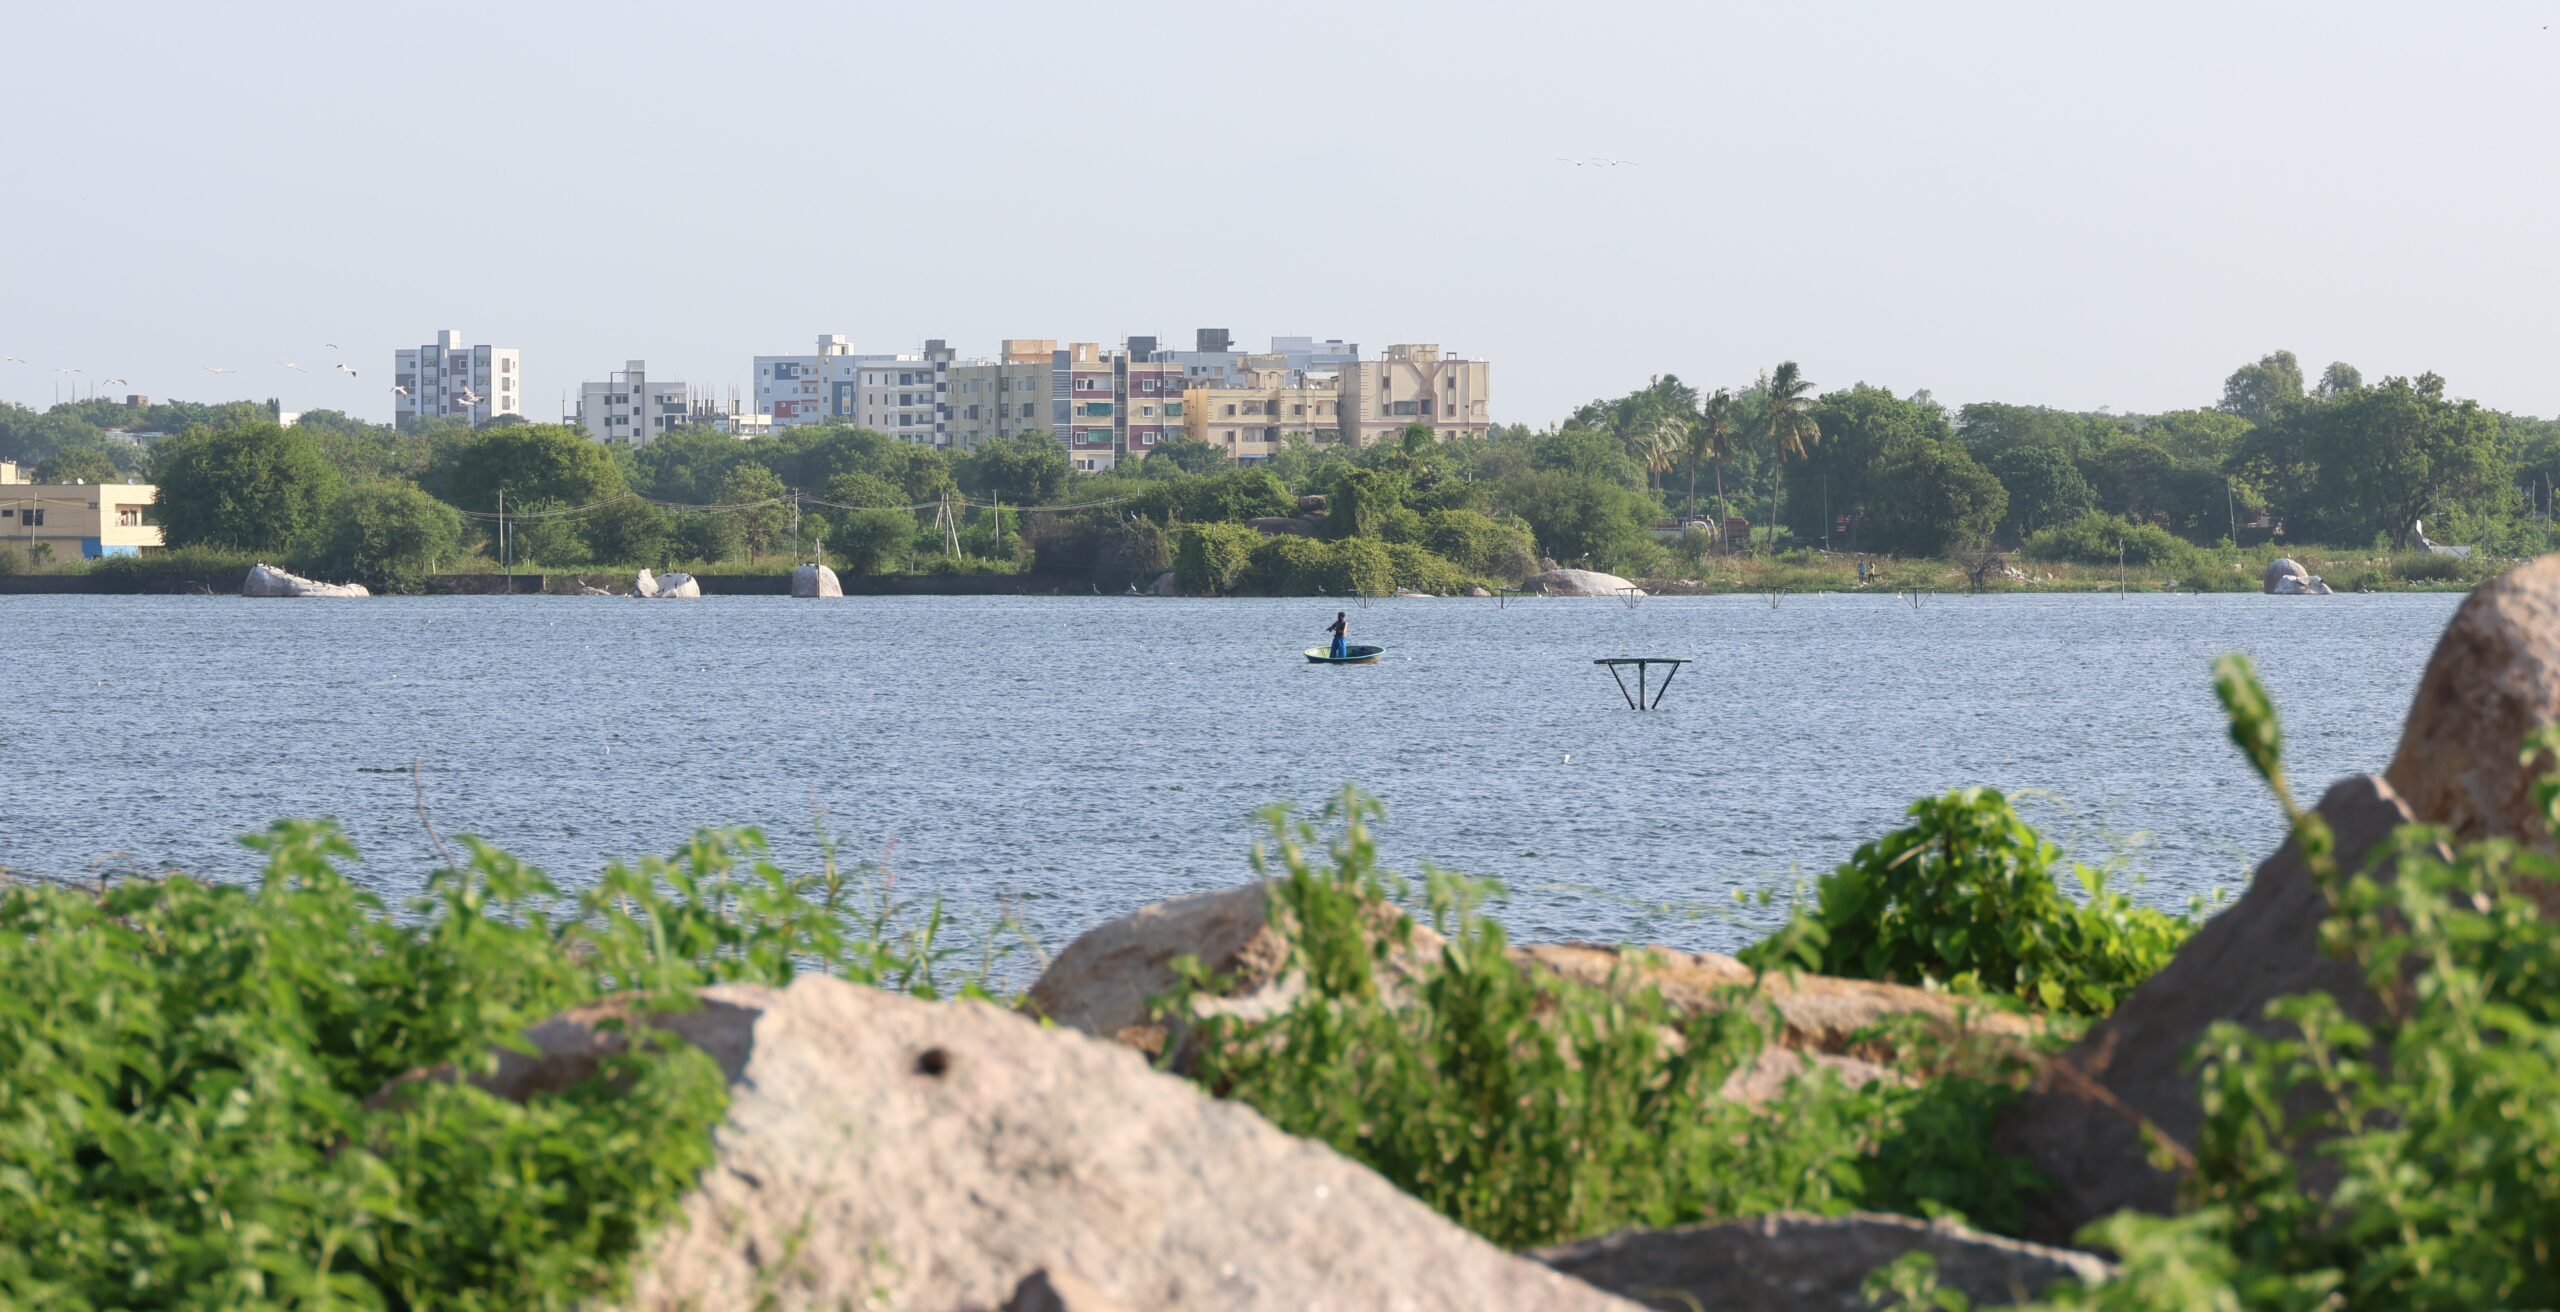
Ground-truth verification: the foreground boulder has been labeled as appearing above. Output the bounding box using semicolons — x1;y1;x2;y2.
533;977;1635;1310
1516;943;2040;1063
241;562;369;598
790;562;842;598
634;568;700;599
1026;888;2031;1079
1520;568;1643;597
1021;881;1443;1054
1532;1212;2113;1311
2385;552;2560;860
1993;774;2421;1244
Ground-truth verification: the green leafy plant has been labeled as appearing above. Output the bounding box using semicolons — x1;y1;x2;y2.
1743;788;2191;1015
2025;666;2560;1309
1167;789;2038;1249
0;816;982;1310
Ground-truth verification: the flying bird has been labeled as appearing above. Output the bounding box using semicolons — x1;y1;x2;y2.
279;360;305;371
324;342;340;350
204;366;235;374
390;385;410;397
335;363;358;377
1;355;24;364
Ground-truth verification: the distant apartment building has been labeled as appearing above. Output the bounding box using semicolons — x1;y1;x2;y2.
945;340;1053;449
1336;344;1491;447
1053;341;1184;472
1186;364;1342;462
0;460;161;558
576;361;691;447
753;334;957;444
1163;328;1359;389
394;330;522;426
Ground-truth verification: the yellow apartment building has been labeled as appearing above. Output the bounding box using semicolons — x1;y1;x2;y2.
0;460;163;559
1336;343;1492;447
1184;362;1343;462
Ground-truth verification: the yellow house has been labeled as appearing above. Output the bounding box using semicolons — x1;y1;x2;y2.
0;460;163;559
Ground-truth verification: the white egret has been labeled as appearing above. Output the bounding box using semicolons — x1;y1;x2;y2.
335;363;358;377
279;361;304;371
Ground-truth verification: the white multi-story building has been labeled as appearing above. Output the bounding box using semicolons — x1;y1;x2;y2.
576;361;691;447
394;330;522;426
753;334;955;444
1337;343;1492;447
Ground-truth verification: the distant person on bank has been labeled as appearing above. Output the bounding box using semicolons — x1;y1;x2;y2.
1326;612;1349;659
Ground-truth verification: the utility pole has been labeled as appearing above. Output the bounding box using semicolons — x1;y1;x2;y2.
2226;479;2238;545
791;490;801;561
498;487;509;593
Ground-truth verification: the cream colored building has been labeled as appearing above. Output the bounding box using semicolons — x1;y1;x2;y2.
1335;343;1491;447
0;461;162;559
1185;362;1343;462
945;339;1055;449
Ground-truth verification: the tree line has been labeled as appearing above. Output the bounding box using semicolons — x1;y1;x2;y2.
3;347;2551;590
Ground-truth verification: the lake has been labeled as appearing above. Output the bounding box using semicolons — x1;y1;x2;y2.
0;591;2462;982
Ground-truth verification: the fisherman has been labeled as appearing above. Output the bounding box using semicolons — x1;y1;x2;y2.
1325;611;1349;659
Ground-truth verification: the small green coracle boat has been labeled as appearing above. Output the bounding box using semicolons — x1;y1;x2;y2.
1305;644;1387;665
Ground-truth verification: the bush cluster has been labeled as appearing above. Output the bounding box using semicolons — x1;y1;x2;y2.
2021;511;2197;569
1169;791;2038;1251
0;820;978;1309
1171;521;1264;595
1743;787;2190;1017
1241;535;1396;596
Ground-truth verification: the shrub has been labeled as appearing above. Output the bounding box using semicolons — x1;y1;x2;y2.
299;478;466;592
1382;541;1471;595
1421;508;1538;581
0;820;980;1309
84;545;262;586
2022;512;2193;569
832;507;913;576
1169;791;2039;1250
2026;666;2560;1309
1173;521;1263;595
1240;535;1394;596
1743;787;2190;1016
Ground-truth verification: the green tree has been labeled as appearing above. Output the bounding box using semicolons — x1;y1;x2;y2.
1754;361;1820;552
832;507;912;576
150;422;344;553
821;471;907;510
1493;468;1660;572
669;511;743;564
1863;438;2007;557
716;463;790;557
2313;360;2364;399
299;479;465;592
430;424;624;515
1142;437;1232;477
953;433;1069;504
623;427;750;503
1686;388;1737;523
2305;372;2507;548
34;440;124;484
1791;385;1951;544
580;496;673;566
1326;467;1409;539
1987;444;2096;540
2217;349;2305;427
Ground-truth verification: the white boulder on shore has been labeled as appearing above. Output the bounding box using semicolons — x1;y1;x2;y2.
790;562;842;598
634;568;700;599
1520;568;1643;598
241;563;369;598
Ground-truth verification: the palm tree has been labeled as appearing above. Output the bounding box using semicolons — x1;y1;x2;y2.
1756;362;1819;553
1689;388;1736;529
1641;412;1686;496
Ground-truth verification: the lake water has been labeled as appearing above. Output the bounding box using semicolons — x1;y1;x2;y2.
0;591;2462;982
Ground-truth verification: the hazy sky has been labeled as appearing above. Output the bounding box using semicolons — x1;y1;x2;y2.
5;1;2556;428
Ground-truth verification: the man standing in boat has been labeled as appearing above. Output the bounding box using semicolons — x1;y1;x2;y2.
1326;611;1349;659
